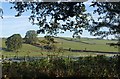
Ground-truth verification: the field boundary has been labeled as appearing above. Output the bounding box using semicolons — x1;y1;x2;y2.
64;49;119;54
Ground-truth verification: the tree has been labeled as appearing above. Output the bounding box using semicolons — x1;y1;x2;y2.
75;35;81;39
0;8;3;19
5;34;22;51
44;36;54;43
42;36;56;51
9;2;120;38
10;2;91;37
89;2;120;47
25;30;38;44
89;2;120;38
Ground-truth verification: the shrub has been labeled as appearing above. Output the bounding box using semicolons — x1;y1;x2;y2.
2;55;120;78
5;34;22;51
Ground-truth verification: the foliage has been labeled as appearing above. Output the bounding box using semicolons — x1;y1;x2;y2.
5;34;22;51
75;35;81;39
0;8;3;19
2;55;120;78
38;36;56;51
89;2;120;38
9;2;120;39
44;36;54;43
6;2;120;38
10;2;91;36
24;30;38;44
43;44;57;51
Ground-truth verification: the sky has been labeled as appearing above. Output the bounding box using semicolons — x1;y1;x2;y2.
0;1;114;39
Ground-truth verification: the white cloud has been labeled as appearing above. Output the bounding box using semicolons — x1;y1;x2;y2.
1;15;39;37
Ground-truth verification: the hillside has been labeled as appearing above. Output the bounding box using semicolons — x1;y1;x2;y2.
1;37;118;57
54;37;118;52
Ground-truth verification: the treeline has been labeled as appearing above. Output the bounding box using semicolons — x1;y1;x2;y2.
5;30;57;52
2;55;120;78
5;30;38;51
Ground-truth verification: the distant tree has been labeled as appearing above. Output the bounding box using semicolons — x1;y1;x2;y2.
5;34;22;51
24;30;38;44
42;36;56;50
44;36;54;43
76;35;81;39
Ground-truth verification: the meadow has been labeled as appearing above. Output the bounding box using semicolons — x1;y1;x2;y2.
1;37;118;58
1;37;120;78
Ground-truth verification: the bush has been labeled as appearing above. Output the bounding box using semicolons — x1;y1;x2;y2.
43;44;57;51
5;34;22;51
2;55;120;78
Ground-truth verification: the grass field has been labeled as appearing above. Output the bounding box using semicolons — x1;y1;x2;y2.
55;37;118;52
0;37;118;57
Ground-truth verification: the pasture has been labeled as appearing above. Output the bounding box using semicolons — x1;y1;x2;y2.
0;37;119;58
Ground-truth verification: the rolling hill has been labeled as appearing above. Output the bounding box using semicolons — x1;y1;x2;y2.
0;37;119;57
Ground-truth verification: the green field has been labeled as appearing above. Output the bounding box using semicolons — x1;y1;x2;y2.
0;37;118;57
55;37;118;52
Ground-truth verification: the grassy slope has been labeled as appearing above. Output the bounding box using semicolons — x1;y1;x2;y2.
1;37;118;57
55;37;118;52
